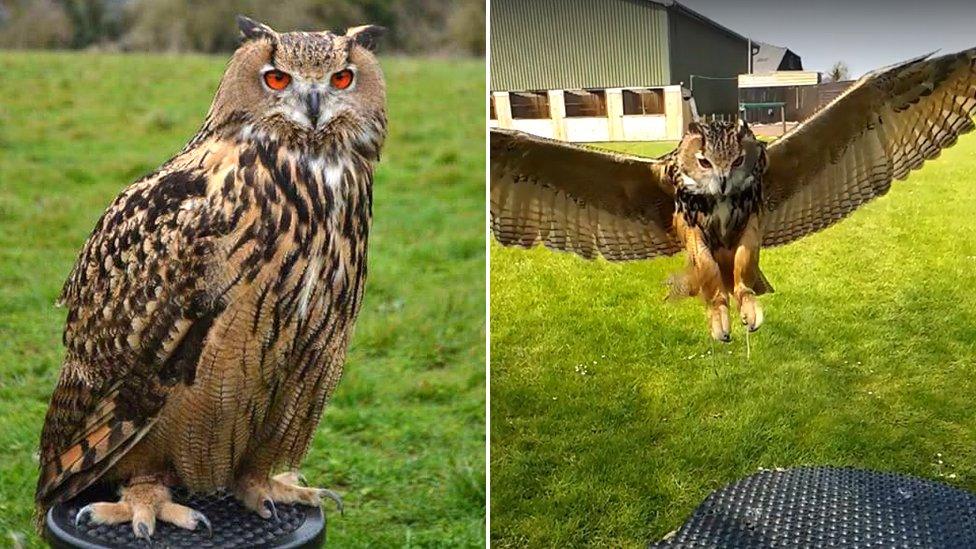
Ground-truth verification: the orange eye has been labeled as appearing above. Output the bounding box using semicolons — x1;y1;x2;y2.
263;69;291;91
330;69;354;90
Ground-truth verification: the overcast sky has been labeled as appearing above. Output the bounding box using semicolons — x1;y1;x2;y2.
678;0;976;78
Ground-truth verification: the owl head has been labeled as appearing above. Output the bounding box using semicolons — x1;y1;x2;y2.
206;16;387;154
676;119;763;196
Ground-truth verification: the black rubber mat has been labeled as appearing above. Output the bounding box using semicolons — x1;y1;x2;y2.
651;466;976;548
46;484;325;548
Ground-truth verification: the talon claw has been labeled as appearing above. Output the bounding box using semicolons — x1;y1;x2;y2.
75;504;94;527
193;511;213;537
136;522;151;540
319;488;344;515
263;499;279;521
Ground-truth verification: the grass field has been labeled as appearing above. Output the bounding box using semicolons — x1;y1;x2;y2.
491;139;976;546
0;51;485;547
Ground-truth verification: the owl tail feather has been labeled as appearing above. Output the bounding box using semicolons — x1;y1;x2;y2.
754;269;775;295
665;269;699;301
34;409;154;534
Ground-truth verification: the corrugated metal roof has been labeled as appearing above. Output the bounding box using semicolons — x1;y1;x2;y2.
490;0;752;98
654;1;749;42
490;0;672;91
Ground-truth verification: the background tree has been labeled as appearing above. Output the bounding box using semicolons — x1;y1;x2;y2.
824;61;851;82
0;0;72;48
0;0;485;55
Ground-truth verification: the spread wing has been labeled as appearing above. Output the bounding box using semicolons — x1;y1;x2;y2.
762;47;976;246
490;128;680;261
35;164;230;512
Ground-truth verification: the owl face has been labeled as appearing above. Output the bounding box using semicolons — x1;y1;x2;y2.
210;17;386;151
677;120;762;196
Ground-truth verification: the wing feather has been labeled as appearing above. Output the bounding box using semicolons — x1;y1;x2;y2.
763;47;976;246
35;161;230;511
490;128;680;261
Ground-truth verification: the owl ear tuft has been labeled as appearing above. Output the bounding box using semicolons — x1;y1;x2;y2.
237;15;276;42
346;25;386;52
737;115;753;139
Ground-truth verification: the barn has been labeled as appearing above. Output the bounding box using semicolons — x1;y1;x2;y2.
489;0;751;142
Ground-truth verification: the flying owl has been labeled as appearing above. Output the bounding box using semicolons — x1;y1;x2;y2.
491;48;976;341
34;16;387;538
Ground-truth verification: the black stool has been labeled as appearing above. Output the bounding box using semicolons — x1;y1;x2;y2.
46;484;325;548
651;466;976;548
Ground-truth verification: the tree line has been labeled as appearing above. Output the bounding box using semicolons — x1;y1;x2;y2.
0;0;485;55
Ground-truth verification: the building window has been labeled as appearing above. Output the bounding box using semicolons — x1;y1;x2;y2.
509;91;550;119
623;89;665;115
490;95;496;120
564;89;607;117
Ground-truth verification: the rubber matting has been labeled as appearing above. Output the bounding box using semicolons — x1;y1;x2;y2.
651;466;976;548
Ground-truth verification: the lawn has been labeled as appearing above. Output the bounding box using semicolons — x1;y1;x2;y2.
0;51;485;547
490;138;976;546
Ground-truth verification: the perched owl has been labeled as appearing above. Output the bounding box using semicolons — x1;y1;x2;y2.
34;16;387;538
491;47;976;341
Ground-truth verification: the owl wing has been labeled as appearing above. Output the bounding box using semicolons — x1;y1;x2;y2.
35;165;231;511
490;128;680;261
762;47;976;246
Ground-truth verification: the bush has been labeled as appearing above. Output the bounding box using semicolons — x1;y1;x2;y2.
10;0;490;55
0;0;73;49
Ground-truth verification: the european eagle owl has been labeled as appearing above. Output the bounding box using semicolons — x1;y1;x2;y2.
34;16;387;538
491;48;976;341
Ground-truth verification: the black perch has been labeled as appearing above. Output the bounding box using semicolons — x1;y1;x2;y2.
47;485;325;548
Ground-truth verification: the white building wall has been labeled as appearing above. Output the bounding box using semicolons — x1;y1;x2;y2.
511;119;557;139
491;85;687;142
621;115;668;141
564;118;611;142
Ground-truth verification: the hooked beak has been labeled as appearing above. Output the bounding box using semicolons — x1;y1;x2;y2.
305;90;322;126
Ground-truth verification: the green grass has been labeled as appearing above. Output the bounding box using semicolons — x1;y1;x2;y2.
490;139;976;546
0;51;485;547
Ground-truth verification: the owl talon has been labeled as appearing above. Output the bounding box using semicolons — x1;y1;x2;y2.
709;303;732;342
318;488;344;515
736;291;764;332
192;511;213;537
135;522;152;540
263;499;279;521
75;504;95;527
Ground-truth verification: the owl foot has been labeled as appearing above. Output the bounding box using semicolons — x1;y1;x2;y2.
708;303;732;342
235;471;344;520
74;482;211;539
736;291;764;332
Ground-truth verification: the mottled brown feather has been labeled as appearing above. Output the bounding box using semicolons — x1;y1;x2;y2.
36;164;227;512
489;128;680;261
763;48;976;246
